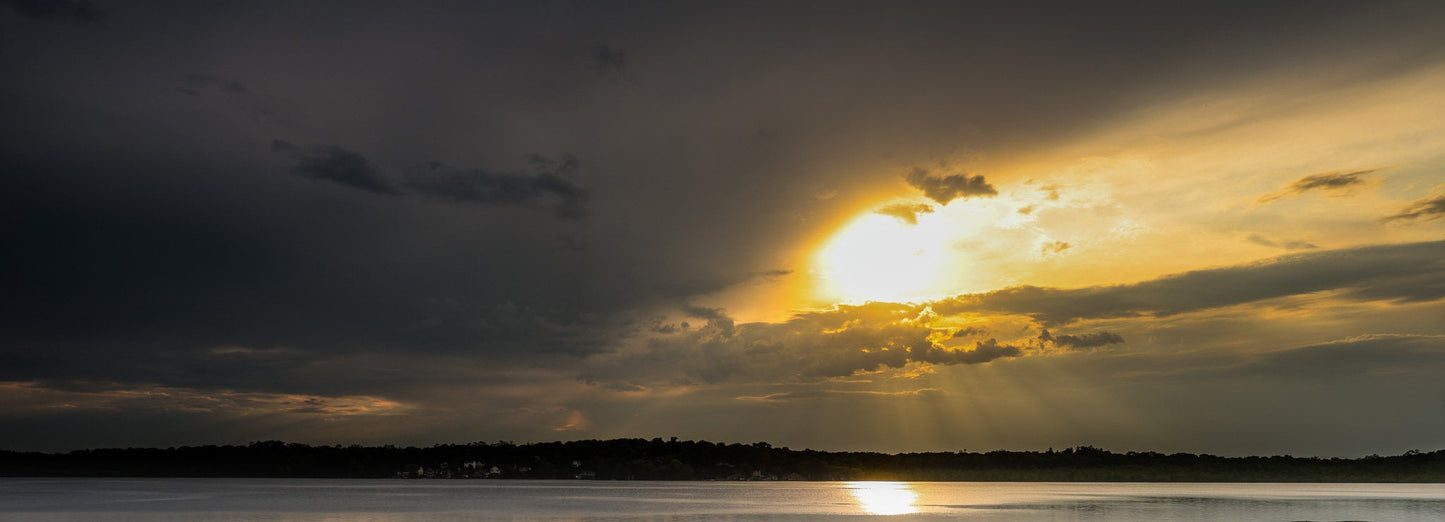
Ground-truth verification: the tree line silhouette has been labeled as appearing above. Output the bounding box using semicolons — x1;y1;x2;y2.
3;438;1442;481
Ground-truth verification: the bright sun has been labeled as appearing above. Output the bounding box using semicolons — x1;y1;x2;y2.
815;210;956;303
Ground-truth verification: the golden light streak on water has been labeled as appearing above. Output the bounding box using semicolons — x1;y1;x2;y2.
846;481;920;515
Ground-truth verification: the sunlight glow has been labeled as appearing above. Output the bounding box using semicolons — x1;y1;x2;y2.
815;213;946;302
815;201;987;303
847;481;920;515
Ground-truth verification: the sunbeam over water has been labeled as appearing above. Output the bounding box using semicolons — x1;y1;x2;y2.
847;481;920;515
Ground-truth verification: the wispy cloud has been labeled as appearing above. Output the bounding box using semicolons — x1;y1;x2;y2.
1384;192;1445;222
272;140;400;195
404;156;589;220
270;141;590;218
1246;233;1318;250
1257;168;1378;204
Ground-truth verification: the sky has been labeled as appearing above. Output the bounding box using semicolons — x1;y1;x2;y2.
2;0;1444;456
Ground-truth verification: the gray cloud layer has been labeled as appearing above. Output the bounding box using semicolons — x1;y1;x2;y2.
934;240;1445;324
1246;334;1445;379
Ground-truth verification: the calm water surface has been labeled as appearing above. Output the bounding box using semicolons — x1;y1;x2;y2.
2;479;1442;521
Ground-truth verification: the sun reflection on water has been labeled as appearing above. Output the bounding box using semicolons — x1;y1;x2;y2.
847;481;919;515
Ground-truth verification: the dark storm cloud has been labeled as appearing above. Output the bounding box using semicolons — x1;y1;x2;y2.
933;240;1445;325
1038;329;1125;350
0;150;627;405
1246;233;1318;250
585;303;1021;386
1257;168;1378;204
403;155;589;220
3;0;1443;453
1384;192;1445;222
904;168;998;205
876;202;934;224
272;140;400;195
1;0;100;22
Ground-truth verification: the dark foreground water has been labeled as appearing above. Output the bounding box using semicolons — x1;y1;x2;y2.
2;479;1443;521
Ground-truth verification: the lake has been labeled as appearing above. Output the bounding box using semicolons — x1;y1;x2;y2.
1;479;1443;520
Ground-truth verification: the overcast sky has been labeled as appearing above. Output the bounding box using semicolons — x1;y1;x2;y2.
3;0;1444;456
